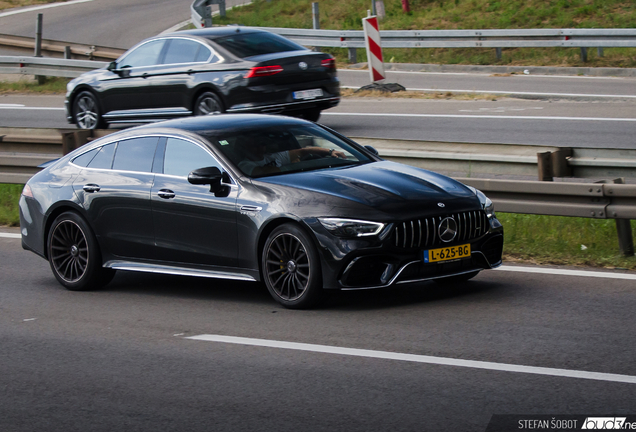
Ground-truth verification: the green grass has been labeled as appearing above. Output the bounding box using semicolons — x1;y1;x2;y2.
0;77;69;94
0;184;22;227
215;0;636;68
1;184;633;269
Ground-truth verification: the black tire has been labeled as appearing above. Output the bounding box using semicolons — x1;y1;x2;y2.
47;212;115;291
194;91;224;116
262;223;323;309
434;270;480;286
300;108;321;122
73;91;106;130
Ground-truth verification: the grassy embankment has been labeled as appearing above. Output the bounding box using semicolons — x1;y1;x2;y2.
215;0;636;68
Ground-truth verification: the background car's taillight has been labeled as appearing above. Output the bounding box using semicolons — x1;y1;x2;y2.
244;65;284;78
321;58;336;69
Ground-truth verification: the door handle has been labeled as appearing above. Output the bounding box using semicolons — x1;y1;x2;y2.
83;184;100;193
157;189;175;199
142;73;149;78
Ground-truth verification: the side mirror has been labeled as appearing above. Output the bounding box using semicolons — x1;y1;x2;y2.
107;61;117;71
364;145;379;156
188;166;229;197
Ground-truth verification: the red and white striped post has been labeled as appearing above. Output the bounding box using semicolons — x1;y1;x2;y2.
362;14;386;83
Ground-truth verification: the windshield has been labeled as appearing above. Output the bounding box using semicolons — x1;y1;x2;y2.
206;124;373;178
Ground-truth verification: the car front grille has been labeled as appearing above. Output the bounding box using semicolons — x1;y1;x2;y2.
393;210;489;249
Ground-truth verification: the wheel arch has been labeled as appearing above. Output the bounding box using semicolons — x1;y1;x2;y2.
191;85;226;113
256;216;320;280
42;203;90;260
69;86;104;114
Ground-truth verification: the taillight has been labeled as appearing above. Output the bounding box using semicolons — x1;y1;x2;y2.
321;58;336;69
244;65;284;78
22;184;33;198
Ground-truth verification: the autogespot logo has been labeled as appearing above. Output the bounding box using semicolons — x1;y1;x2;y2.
438;217;457;242
582;417;629;429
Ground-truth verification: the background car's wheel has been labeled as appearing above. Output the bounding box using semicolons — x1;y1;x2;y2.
262;223;323;309
47;212;115;291
194;92;224;116
434;270;480;286
73;91;106;130
299;108;321;122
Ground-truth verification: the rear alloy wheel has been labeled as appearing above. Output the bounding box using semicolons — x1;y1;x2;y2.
73;91;106;129
434;270;480;286
194;92;223;116
47;212;114;291
262;224;323;309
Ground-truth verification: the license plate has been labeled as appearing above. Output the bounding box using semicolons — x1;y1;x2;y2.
424;244;471;263
293;89;323;100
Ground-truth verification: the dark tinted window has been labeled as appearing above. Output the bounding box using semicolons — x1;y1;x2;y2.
163;39;212;64
213;32;305;58
112;137;159;172
119;39;165;68
72;148;98;167
87;143;116;169
163;138;220;177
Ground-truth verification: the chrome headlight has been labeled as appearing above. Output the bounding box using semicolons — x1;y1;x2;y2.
318;218;385;237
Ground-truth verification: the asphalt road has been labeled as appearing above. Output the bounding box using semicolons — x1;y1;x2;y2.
1;229;636;431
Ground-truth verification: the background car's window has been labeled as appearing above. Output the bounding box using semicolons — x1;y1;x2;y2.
213;32;305;58
119;40;166;68
163;39;213;64
163;138;221;177
112;137;159;172
87;143;116;169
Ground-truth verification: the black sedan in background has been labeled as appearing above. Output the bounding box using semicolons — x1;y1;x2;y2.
20;115;503;308
65;27;340;129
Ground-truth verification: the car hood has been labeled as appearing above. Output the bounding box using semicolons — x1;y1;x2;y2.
258;161;480;219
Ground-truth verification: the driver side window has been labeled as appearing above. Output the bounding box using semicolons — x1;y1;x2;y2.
163;138;222;177
119;40;166;68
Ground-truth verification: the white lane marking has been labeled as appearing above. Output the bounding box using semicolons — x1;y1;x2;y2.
341;68;629;80
186;334;636;384
0;233;21;239
0;0;94;18
321;112;636;122
496;265;636;280
0;106;64;111
341;85;636;99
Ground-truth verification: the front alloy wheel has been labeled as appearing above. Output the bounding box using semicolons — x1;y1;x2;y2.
73;91;105;129
262;224;323;309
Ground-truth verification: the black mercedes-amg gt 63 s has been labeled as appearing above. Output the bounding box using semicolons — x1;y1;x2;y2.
20;115;503;308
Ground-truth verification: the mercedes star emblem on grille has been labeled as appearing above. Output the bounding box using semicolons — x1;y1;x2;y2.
438;217;458;242
437;203;445;207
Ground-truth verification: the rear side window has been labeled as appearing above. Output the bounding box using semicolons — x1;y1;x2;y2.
87;143;116;169
112;137;159;172
213;32;305;58
163;38;214;64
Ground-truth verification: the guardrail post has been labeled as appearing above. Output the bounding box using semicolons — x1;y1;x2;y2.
597;47;604;57
64;46;71;59
612;178;635;257
551;148;573;178
580;47;588;62
537;152;553;181
312;2;320;30
348;48;357;64
496;47;502;60
34;13;45;85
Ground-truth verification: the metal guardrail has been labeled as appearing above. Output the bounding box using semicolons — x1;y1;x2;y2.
0;33;125;61
1;128;634;254
0;55;108;78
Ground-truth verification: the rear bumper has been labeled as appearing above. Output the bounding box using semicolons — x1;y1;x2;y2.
226;96;340;115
